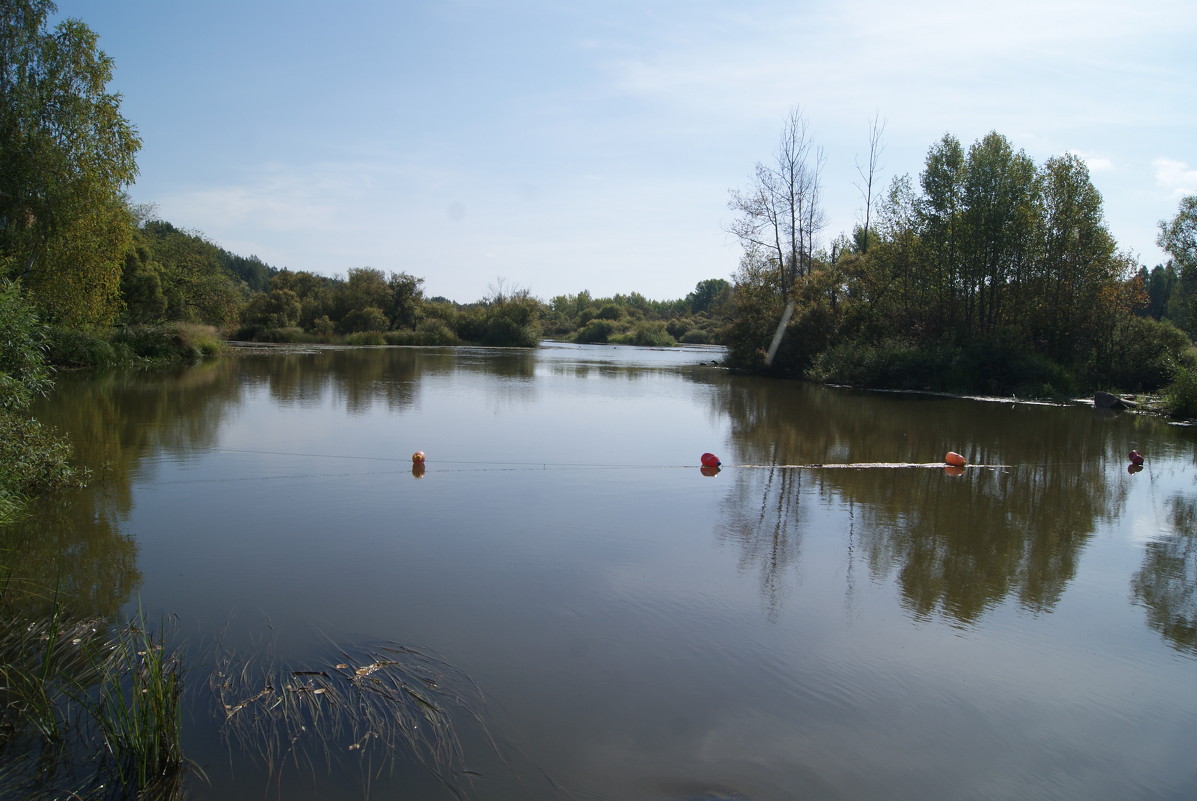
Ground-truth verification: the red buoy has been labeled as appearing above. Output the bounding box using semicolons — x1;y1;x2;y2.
700;452;721;468
944;451;966;468
1128;449;1144;466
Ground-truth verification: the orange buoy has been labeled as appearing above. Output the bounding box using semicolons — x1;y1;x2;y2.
944;451;966;468
412;450;426;464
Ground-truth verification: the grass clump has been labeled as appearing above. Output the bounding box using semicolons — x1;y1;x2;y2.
0;604;190;799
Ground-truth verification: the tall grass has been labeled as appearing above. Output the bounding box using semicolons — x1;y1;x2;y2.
84;618;185;791
0;602;190;799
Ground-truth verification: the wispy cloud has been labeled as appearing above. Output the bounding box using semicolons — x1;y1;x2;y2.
1153;158;1197;198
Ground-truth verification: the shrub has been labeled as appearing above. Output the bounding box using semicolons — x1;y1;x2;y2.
575;319;616;344
344;331;386;345
45;326;121;368
611;321;677;347
253;327;316;344
1088;315;1193;392
1163;366;1197;418
340;306;388;334
383;320;459;346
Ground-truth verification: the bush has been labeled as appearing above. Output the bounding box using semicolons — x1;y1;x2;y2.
340;306;388;334
611;321;677;347
383;320;459;346
0;280;53;409
45;326;122;368
0;412;83;499
1163;366;1197;418
575;319;616;344
1088;315;1193;392
344;331;385;345
112;323;223;363
253;327;316;344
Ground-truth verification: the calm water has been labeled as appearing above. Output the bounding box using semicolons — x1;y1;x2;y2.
9;342;1197;800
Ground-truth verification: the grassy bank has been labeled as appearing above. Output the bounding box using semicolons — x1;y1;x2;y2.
46;322;225;370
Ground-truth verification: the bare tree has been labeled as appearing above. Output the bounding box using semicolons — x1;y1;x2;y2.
728;107;826;300
854;112;886;253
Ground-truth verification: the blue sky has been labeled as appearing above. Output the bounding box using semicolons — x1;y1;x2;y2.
57;0;1196;302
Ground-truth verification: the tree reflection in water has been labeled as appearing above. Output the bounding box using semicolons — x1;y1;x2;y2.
709;375;1134;625
1132;494;1197;654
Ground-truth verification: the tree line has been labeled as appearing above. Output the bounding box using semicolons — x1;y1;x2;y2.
724;107;1197;404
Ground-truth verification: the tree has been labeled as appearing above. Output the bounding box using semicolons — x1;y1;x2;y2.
686;278;730;314
1;0;141;326
1035;154;1118;359
728;107;826;300
854;113;886;254
386;271;423;329
958;132;1040;336
1158;195;1197;332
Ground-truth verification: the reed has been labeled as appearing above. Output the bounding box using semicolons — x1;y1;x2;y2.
0;601;190;799
84;616;185;790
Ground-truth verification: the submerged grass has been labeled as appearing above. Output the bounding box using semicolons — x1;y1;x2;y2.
210;637;502;799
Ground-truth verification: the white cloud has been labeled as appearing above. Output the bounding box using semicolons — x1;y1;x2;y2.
1069;150;1114;172
1153;158;1197;198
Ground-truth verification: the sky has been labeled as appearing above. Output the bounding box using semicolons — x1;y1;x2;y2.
54;0;1197;303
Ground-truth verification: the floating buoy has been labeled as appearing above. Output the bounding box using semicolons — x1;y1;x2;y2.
412;451;426;464
944;451;966;468
700;452;722;468
1128;449;1144;466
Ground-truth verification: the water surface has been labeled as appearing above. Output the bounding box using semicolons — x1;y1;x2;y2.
10;342;1197;800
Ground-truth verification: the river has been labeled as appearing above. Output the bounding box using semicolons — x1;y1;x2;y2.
7;341;1197;800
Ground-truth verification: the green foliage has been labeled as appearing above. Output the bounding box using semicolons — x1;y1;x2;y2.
1;2;141;328
575;319;617;344
611;321;678;347
339;305;388;334
0;411;81;499
242;287;301;329
121;243;169;324
112;322;223;364
1158;195;1197;334
472;283;541;347
808;335;1077;397
1088;314;1193;392
45;325;122;367
724;128;1192;395
0;280;52;410
138;221;248;327
1163;365;1197;418
0;280;79;520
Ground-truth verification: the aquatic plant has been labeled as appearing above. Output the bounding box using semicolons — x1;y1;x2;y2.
0;603;191;800
210;638;499;799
